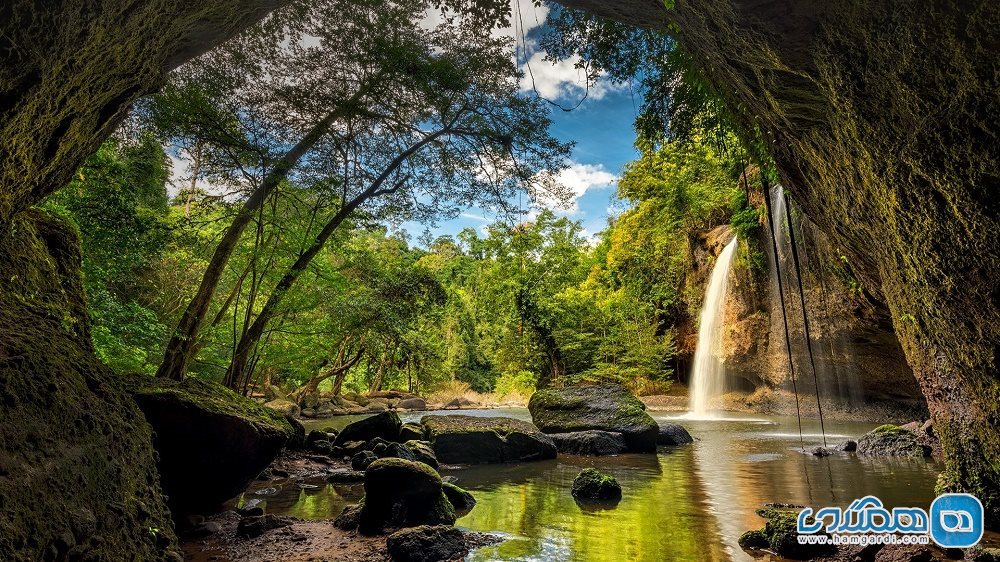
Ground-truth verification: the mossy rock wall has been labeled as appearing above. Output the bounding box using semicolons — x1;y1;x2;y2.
557;0;1000;528
0;211;178;560
0;0;287;227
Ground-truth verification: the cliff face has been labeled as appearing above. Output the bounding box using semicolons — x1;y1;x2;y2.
0;2;289;558
0;0;287;228
556;0;1000;525
678;221;922;412
0;212;179;560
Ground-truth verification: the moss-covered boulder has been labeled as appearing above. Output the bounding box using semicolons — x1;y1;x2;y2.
126;376;297;514
442;482;476;515
0;211;179;560
549;430;627;456
739;506;834;559
333;411;402;446
528;384;659;452
357;458;456;535
571;468;622;502
399;422;425;442
405;440;440;469
421;415;557;464
857;424;931;457
386;525;469;562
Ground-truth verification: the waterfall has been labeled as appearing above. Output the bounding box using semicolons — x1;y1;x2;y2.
767;184;864;406
688;236;739;417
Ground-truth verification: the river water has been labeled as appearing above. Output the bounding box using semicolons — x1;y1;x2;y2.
239;409;945;561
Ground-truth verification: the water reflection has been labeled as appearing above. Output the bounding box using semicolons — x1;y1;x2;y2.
248;409;943;562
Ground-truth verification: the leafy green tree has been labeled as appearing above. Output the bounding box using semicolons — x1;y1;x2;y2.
45;136;171;373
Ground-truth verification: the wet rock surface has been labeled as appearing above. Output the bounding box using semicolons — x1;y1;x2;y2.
421;415;557;464
334;411;403;446
528;384;659;452
856;425;931;458
236;514;291;539
549;430;627;456
571;468;622;502
405;440;440;469
386;525;468;562
356;458;456;534
127;376;296;515
442;482;476;515
656;423;694;446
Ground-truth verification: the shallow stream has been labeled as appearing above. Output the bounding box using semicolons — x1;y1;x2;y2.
236;409;947;561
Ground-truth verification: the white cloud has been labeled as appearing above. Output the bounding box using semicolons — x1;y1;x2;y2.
421;0;617;104
519;52;619;102
534;162;617;214
460;212;489;222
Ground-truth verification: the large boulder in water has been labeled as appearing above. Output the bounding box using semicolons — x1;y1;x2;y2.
657;423;694;446
856;424;931;457
333;411;402;446
528;384;659;452
126;376;298;514
421;415;557;464
549;430;627;456
353;458;456;534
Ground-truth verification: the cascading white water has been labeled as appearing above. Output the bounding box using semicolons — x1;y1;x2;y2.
688;236;739;418
767;184;864;406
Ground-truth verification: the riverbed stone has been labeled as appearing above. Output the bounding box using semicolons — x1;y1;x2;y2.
838;440;858;452
571;468;622;501
236;514;290;539
386;525;468;562
127;376;297;515
263;399;300;418
442;482;476;514
327;468;366;483
334;411;402;446
399;397;427;411
549;430;627;456
399;422;425;442
657;423;694;446
375;441;418;463
352;450;378;471
857;424;931;457
405;440;440;469
421;415;557;464
357;458;456;534
528;383;659;452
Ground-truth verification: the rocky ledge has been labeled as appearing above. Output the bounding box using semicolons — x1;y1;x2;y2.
421;415;557;464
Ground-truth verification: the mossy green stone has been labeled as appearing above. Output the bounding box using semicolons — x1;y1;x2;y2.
528;384;658;452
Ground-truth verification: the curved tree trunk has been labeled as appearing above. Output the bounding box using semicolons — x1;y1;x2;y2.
156;108;345;381
291;338;365;405
224;128;451;390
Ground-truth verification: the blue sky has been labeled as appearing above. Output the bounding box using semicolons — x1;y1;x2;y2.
397;0;642;246
398;86;641;245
